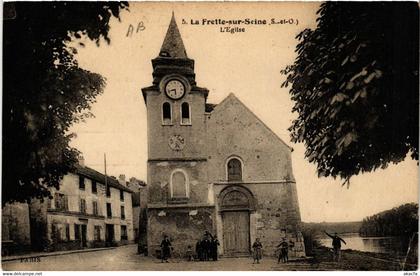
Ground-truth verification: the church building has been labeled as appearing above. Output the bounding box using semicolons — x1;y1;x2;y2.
141;14;305;258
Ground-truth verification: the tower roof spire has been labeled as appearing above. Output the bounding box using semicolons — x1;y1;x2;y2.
159;12;188;58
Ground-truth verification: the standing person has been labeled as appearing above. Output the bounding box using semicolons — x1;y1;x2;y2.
277;238;289;263
211;235;220;261
252;238;263;264
202;235;211;261
160;235;172;263
324;231;346;262
195;238;202;261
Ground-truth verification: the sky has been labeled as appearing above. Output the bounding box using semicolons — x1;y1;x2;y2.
69;2;418;223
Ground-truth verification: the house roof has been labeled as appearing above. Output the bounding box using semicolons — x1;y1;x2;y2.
74;164;133;193
158;12;187;58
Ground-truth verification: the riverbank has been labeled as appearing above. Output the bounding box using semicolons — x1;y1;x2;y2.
307;246;417;271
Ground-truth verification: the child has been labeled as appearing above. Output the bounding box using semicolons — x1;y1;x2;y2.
186;245;194;261
252;238;263;264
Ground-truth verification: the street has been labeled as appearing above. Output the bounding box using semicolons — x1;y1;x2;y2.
2;244;406;271
2;244;315;271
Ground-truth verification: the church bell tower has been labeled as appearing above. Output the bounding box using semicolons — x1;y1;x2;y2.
142;12;209;162
141;13;213;253
141;13;210;206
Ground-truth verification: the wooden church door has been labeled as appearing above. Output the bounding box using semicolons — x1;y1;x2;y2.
223;211;250;256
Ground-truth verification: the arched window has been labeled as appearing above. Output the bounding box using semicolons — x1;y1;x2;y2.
181;102;191;125
162;102;172;125
170;170;189;198
227;158;242;182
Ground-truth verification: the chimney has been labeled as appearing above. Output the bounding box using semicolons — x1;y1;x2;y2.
118;174;126;186
78;155;85;167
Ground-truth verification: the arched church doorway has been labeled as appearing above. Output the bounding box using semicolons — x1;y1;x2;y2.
219;185;255;256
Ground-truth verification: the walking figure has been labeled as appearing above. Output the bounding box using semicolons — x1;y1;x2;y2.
277;238;289;263
160;235;172;263
324;231;346;262
252;238;263;264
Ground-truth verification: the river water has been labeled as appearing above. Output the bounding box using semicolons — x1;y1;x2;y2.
318;233;410;257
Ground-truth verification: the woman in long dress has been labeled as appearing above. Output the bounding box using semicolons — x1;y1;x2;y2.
160;235;172;263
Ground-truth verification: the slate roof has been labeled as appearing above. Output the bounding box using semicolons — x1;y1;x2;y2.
159;12;188;58
74;164;133;193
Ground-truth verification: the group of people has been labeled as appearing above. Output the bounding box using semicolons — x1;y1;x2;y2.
195;231;220;261
251;237;292;264
160;231;220;262
161;230;347;264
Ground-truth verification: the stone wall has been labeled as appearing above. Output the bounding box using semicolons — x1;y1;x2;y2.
206;94;304;257
213;182;305;257
146;89;208;160
2;203;31;245
147;207;214;258
147;160;209;205
207;94;295;183
2;203;32;254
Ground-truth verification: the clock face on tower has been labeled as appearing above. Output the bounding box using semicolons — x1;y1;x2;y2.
165;79;185;100
168;134;185;151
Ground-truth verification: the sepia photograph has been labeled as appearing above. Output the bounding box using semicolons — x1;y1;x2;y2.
1;1;419;272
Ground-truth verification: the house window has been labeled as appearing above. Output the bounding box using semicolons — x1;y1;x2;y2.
227;157;243;182
80;198;86;214
121;225;127;240
65;223;70;241
51;223;62;242
74;224;80;240
106;203;112;218
55;193;68;211
120;190;124;201
106;185;111;197
92;201;98;216
94;226;101;241
181;102;191;125
92;180;97;194
170;169;189;198
79;176;85;190
162;102;172;125
121;206;125;220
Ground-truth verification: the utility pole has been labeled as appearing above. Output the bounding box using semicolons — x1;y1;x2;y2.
104;153;108;197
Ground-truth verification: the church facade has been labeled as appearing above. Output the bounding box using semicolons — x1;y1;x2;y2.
141;14;305;258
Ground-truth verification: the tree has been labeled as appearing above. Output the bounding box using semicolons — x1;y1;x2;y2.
281;2;418;184
359;203;418;237
3;2;129;204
